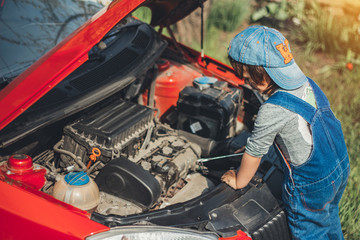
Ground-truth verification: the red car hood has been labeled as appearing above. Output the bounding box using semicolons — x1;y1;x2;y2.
0;0;204;131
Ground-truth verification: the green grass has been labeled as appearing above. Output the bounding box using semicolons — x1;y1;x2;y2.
207;0;251;32
293;0;360;57
132;6;152;24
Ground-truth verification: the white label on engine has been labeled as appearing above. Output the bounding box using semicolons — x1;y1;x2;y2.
190;121;202;133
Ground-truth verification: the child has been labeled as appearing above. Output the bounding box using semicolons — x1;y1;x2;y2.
221;25;350;240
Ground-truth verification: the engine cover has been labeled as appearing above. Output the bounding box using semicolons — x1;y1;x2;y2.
62;99;154;163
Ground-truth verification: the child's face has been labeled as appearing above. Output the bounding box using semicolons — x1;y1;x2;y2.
242;67;269;94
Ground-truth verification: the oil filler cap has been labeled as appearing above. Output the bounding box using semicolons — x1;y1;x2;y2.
65;171;90;186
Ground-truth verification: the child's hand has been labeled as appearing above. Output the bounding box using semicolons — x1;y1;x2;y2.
221;170;237;189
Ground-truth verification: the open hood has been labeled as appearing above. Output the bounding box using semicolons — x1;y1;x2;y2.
0;0;205;131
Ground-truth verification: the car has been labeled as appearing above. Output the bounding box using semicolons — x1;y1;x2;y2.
0;0;291;239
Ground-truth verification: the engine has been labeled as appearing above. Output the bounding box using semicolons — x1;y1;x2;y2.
40;99;213;215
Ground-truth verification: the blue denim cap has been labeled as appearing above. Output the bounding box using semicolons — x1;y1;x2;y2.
228;25;307;90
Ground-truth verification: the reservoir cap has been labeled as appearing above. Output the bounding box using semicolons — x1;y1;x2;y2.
194;76;217;85
65;172;90;186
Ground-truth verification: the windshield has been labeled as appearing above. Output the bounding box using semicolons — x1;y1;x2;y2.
0;0;104;89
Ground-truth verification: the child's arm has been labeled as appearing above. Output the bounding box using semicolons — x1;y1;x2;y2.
221;152;261;189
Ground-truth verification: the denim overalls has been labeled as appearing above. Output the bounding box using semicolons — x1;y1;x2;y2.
266;78;350;240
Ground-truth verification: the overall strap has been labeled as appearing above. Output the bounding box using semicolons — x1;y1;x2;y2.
307;77;330;109
265;90;316;124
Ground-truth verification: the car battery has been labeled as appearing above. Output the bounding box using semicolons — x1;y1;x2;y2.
176;77;243;140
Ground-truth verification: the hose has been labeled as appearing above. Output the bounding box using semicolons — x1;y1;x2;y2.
175;130;222;157
53;140;87;171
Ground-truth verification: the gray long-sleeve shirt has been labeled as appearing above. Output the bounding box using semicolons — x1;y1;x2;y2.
245;81;316;166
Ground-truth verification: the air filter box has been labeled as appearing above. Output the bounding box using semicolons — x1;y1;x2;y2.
176;78;242;140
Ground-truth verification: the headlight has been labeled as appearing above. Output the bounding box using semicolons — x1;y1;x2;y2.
87;226;219;240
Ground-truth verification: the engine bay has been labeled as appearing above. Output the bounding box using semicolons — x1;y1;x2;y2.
0;56;249;213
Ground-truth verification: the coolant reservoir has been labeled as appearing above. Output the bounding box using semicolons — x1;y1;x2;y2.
52;172;100;212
